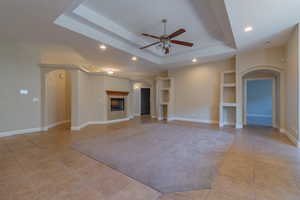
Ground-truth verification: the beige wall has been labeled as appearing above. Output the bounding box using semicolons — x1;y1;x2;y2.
0;42;135;134
46;70;71;126
0;42;41;132
71;74;133;129
89;75;105;122
77;70;91;125
168;59;235;122
285;25;299;142
236;46;286;72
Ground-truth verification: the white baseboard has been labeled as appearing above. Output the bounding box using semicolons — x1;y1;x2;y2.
170;117;218;124
280;128;300;148
235;124;243;129
151;115;156;118
71;121;89;131
43;120;70;131
71;117;132;131
223;122;235;126
133;113;140;117
0;127;42;138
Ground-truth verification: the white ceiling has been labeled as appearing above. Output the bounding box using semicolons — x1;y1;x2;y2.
84;0;228;55
0;0;300;75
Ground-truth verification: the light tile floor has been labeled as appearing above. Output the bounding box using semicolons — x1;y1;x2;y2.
0;117;300;200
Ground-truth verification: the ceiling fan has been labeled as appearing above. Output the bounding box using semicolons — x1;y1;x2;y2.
140;19;194;55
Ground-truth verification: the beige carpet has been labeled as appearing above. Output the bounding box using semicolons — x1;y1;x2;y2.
72;123;234;194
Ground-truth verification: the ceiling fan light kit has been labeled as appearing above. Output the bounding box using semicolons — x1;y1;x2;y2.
140;19;194;55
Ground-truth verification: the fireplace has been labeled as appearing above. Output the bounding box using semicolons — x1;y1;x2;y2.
106;91;129;120
110;98;124;112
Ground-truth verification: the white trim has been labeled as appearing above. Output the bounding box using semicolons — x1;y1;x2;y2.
238;65;285;131
247;114;272;118
272;77;276;127
133;113;141;117
90;117;131;125
280;128;300;148
151;115;156;118
0;128;42;138
170;117;218;124
43;120;70;131
71;117;132;131
71;121;89;131
243;79;248;125
235;124;243;129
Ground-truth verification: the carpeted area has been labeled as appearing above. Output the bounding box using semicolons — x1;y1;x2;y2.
71;123;234;194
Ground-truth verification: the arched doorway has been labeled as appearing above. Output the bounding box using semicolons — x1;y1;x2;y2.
41;68;72;131
237;65;285;129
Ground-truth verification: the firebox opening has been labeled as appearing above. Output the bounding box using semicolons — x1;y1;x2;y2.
111;98;125;111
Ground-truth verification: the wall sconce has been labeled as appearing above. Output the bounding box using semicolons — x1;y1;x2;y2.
134;85;140;90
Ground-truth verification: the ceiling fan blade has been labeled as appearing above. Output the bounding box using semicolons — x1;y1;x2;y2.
171;40;194;47
140;42;160;49
168;29;186;39
141;33;161;40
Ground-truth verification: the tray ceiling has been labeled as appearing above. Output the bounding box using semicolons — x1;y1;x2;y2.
55;0;236;65
1;0;299;75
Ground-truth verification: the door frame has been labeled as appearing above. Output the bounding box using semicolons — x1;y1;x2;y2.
140;87;151;115
243;77;276;127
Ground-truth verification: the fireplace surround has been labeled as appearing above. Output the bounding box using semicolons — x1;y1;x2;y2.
106;90;129;120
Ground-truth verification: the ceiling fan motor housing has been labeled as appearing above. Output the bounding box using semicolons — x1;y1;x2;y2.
140;19;193;54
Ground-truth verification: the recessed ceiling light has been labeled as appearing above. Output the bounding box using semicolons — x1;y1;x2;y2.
244;26;253;32
132;56;138;61
192;58;197;63
99;44;107;50
107;70;114;75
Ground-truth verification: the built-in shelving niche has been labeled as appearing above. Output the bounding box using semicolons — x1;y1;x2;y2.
160;89;170;103
223;71;236;84
156;78;174;121
219;71;237;127
223;87;236;104
159;104;168;120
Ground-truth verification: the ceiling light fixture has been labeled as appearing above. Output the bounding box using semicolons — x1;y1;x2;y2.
132;56;138;61
244;26;253;32
107;70;114;75
192;58;197;63
99;44;107;50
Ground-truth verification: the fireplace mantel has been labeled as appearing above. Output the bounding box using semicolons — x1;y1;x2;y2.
106;90;129;96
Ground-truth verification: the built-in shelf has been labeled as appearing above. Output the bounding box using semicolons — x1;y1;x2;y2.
222;83;236;87
221;103;237;107
223;70;236;74
160;102;169;105
219;70;237;128
156;77;174;121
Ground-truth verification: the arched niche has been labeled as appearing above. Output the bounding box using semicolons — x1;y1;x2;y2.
40;66;75;131
236;65;285;130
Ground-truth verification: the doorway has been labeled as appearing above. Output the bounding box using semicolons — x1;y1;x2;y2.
245;79;274;127
141;88;150;115
43;69;72;130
